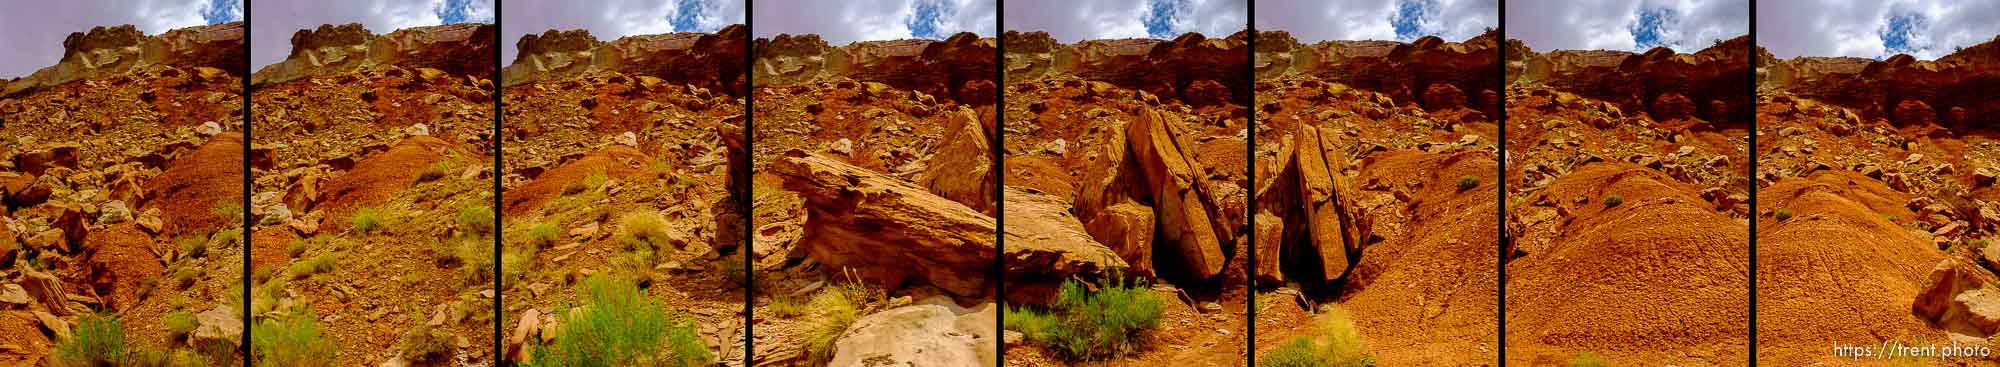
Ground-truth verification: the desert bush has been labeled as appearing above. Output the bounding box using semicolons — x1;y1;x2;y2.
1569;352;1609;367
52;313;126;367
530;275;711;367
417;161;455;182
525;222;561;248
396;324;454;362
619;211;672;249
161;310;199;340
351;208;386;234
179;237;207;260
212;200;241;226
1256;304;1376;367
172;267;202;289
289;253;338;280
1004;278;1166;361
1774;208;1793;221
1603;195;1623;208
1456;175;1479;191
802;281;876;365
768;296;807;318
253;314;338;367
457;205;496;235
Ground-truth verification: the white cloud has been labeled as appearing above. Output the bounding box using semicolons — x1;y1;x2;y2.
1507;0;1745;53
0;0;227;78
1257;0;1495;43
1005;0;1246;44
751;0;994;45
1761;0;2000;60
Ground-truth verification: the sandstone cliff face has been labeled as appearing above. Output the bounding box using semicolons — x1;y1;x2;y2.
1256;30;1500;116
1508;36;1752;126
753;32;996;104
3;22;245;97
251;23;497;87
503;24;749;96
1763;35;2000;129
1006;31;1251;106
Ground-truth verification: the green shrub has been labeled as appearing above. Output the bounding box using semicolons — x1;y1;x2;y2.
289;253;338;280
253;314;338;367
351;208;386;234
619;211;672;249
397;325;454;362
212;200;241;225
161;310;199;340
1456;175;1479;191
457;205;496;235
417;161;455;183
1603;195;1624;208
286;238;312;258
530;275;711;367
179;237;208;260
1774;208;1793;221
171;349;214;367
1004;278;1166;361
52;313;126;367
525;223;561;248
768;296;807;318
172;267;202;289
1569;352;1609;367
1256;304;1377;366
802;281;877;365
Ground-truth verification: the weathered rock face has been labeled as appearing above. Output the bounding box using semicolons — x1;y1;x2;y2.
1251;125;1371;285
1258;30;1500;116
3;22;245;97
1508;36;1751;125
1002;187;1128;301
753;32;996;103
1006;31;1252;105
771;152;998;297
252;23;497;86
505;24;749;96
828;300;997;367
919;108;997;214
1765;36;2000;129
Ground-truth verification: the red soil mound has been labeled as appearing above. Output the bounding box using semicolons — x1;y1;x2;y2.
1755;171;1945;363
316;136;456;228
82;223;168;310
142;132;246;238
501;146;649;215
1337;150;1498;365
1506;162;1748;365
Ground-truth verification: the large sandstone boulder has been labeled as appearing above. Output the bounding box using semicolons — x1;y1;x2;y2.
828;299;996;367
1002;187;1127;288
1915;258;2000;337
771;152;997;297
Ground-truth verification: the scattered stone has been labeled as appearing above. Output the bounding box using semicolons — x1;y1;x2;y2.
406;123;430;137
828;301;996;367
830;138;854;156
617;131;639;147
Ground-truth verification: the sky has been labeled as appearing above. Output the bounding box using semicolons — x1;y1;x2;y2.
1507;0;1746;53
1005;0;1246;43
0;0;243;79
1760;0;2000;60
752;0;995;45
502;0;745;63
252;0;494;70
1257;0;1495;43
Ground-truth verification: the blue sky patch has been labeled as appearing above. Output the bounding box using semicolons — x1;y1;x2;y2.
672;0;705;32
1879;11;1928;57
906;0;952;39
1144;0;1188;39
436;0;480;24
202;0;241;24
1629;6;1679;50
1390;0;1436;41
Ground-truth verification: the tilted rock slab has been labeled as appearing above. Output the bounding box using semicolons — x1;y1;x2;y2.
1126;106;1229;278
918;107;996;214
1002;187;1127;289
772;152;998;297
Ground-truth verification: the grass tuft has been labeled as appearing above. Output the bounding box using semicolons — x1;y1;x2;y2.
457;205;496;235
1256;304;1376;367
396;324;454;362
161;310;199;341
1568;352;1609;367
253;314;338;367
1004;278;1166;361
801;280;881;364
1774;208;1792;221
52;313;126;367
619;211;673;250
1456;175;1479;191
351;208;386;234
417;160;455;183
529;274;711;367
1603;194;1624;208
